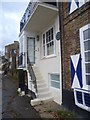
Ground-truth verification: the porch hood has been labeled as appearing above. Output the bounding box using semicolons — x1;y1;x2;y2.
19;3;58;36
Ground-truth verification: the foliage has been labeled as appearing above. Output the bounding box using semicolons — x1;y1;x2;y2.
47;109;52;113
8;68;18;81
54;110;77;118
2;63;7;71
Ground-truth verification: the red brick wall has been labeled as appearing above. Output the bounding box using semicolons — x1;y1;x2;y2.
60;2;90;90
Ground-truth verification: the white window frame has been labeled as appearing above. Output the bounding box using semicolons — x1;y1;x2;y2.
69;0;90;14
50;73;60;90
42;26;56;58
79;0;90;7
80;23;90;90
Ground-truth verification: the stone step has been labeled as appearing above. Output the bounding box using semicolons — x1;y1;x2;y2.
38;87;49;93
37;91;52;98
31;96;53;106
35;73;42;78
37;83;47;88
37;80;45;84
35;72;41;76
36;76;43;80
33;68;39;72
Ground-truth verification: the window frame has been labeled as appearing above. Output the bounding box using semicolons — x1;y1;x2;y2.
69;0;89;14
42;26;56;58
80;23;90;90
50;73;60;90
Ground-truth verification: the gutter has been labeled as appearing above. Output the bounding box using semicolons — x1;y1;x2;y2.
58;2;63;105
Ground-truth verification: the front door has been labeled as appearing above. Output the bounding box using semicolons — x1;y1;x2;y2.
27;37;35;65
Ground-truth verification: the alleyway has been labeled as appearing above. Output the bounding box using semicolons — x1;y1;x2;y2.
0;73;2;120
2;74;41;119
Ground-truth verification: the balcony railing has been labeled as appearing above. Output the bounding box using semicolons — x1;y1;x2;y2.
20;2;37;32
20;1;57;32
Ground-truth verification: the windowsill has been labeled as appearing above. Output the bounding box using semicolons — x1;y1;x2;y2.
41;54;57;60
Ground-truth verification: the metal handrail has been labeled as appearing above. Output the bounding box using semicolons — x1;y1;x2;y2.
27;57;37;94
18;52;26;68
18;53;23;67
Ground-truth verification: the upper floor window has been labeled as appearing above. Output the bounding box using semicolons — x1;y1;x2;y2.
80;23;90;89
42;27;55;57
69;0;90;14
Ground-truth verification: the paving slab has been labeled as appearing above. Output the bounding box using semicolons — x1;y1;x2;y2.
2;75;41;119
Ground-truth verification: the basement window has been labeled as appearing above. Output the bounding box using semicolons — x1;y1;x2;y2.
50;74;60;89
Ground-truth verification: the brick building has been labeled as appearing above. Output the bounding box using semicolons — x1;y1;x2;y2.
5;41;19;69
60;1;90;115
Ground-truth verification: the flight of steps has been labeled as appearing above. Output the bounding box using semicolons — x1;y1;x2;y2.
31;67;53;106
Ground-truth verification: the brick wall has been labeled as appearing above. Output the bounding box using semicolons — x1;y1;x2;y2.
60;2;90;90
5;41;19;69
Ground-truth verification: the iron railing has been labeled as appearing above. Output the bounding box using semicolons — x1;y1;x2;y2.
18;52;26;68
20;2;37;32
27;57;37;94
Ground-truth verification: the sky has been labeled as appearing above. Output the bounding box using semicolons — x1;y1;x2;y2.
0;0;30;55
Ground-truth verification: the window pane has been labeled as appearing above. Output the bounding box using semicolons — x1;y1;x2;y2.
49;30;50;36
51;74;60;82
85;63;90;73
51;81;60;89
83;28;90;40
50;45;54;54
47;43;54;55
46;32;49;43
86;75;90;85
43;46;45;56
43;34;45;40
46;37;48;43
52;41;54;45
51;28;53;40
51;34;53;40
49;35;51;41
85;52;90;62
84;40;90;51
51;28;53;34
43;40;45;44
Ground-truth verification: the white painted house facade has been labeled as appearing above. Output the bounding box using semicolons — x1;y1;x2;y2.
18;1;62;105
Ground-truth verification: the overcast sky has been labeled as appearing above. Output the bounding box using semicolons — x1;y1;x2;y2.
0;0;30;54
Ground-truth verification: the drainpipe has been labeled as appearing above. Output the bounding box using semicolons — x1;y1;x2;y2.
58;2;63;105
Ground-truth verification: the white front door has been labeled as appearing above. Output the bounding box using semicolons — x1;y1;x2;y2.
27;37;35;65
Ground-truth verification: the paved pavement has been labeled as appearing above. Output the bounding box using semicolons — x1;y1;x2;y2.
2;74;41;119
0;72;2;120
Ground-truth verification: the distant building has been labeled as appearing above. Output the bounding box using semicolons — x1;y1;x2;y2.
5;41;19;69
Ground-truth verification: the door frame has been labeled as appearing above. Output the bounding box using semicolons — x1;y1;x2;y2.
27;37;35;65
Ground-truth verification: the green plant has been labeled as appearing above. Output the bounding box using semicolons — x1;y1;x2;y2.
8;68;18;80
14;73;18;80
54;110;76;118
2;63;7;71
47;109;52;113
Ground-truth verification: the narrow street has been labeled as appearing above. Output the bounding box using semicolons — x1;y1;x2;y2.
0;73;2;120
2;74;41;119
